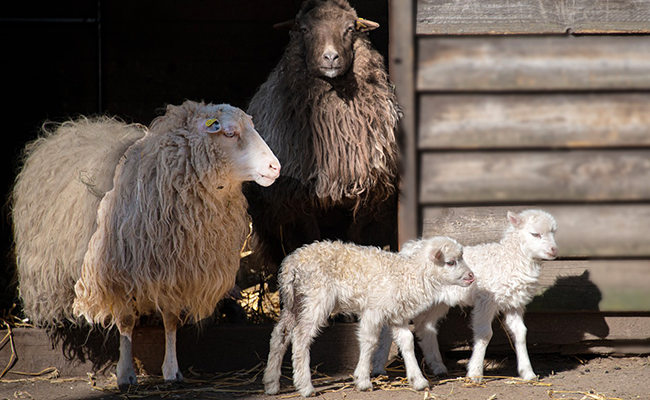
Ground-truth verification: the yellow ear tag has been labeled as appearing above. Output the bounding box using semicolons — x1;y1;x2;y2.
205;118;219;127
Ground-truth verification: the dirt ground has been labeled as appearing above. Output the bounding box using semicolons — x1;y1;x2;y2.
2;354;648;400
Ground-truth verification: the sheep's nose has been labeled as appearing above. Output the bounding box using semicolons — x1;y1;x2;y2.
467;272;475;280
323;51;339;62
549;247;558;257
269;160;281;176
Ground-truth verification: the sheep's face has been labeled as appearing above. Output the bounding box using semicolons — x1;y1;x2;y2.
295;1;378;79
196;104;281;187
508;210;559;260
425;237;475;288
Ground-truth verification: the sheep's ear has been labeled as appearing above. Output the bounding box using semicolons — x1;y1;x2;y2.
274;19;297;31
507;211;524;228
356;18;379;32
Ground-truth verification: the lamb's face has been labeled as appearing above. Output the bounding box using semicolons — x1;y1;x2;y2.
296;1;378;79
196;105;280;186
425;237;475;288
508;210;559;260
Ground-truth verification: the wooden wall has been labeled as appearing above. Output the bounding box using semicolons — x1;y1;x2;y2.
393;0;650;354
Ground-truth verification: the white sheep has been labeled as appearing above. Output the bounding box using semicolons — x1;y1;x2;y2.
373;209;558;382
263;237;475;397
63;101;279;390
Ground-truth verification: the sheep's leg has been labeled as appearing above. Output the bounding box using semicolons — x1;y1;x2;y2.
353;317;382;392
291;306;328;397
466;302;498;382
161;312;183;382
116;316;137;391
413;304;450;375
263;313;295;394
503;309;536;380
391;324;429;391
371;325;391;376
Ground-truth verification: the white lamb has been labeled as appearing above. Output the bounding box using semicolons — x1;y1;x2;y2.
373;209;558;382
263;237;475;397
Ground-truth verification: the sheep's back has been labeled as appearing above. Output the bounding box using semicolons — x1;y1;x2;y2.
12;118;145;326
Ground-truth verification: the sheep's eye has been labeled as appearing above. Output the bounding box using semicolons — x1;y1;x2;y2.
531;232;541;238
223;130;237;138
300;26;309;34
445;260;457;267
346;25;355;32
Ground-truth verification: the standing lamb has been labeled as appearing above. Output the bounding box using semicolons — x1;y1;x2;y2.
245;0;401;276
263;237;475;397
373;209;559;382
12;100;280;389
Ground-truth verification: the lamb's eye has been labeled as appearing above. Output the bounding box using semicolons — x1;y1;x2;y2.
223;130;237;138
346;25;355;32
300;26;309;34
445;260;457;267
531;233;541;238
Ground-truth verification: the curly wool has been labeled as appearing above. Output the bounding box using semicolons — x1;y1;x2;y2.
73;102;249;327
247;0;400;209
12;117;146;326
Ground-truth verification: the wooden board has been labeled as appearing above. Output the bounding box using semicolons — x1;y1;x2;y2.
419;150;650;203
422;205;650;257
419;94;650;149
417;36;650;91
416;0;650;35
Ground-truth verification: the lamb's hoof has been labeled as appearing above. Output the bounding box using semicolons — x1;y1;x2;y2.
354;380;373;392
411;377;430;391
429;363;449;376
298;385;315;397
467;375;483;383
520;371;538;381
371;367;387;377
264;381;280;395
117;374;137;392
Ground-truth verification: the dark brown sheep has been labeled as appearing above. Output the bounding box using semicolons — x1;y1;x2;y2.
245;0;401;278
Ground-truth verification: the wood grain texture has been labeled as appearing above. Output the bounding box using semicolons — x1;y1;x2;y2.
391;0;419;245
417;36;650;91
416;0;650;35
422;205;650;257
419;94;650;149
419;150;650;203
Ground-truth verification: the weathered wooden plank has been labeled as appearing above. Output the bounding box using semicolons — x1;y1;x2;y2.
419;151;650;203
419;94;650;149
417;36;650;91
437;313;650;355
417;0;650;35
391;0;418;245
422;205;650;257
532;260;650;312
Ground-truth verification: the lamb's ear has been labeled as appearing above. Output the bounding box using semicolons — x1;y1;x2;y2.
356;18;379;32
507;211;524;228
430;248;444;262
274;19;297;31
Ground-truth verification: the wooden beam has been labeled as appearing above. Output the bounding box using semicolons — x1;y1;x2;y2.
422;205;650;257
416;0;650;35
417;36;650;91
419;94;650;149
419;150;650;203
390;0;418;246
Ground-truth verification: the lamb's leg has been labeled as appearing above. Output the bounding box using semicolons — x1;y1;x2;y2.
413;303;450;375
371;325;391;376
391;324;429;391
503;309;536;380
291;308;328;397
353;317;382;392
161;312;183;382
466;302;498;382
264;313;294;394
116;315;137;391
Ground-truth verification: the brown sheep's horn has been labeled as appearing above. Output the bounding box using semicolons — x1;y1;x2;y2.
273;19;297;31
356;18;379;32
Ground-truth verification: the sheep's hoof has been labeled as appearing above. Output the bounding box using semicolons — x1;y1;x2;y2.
164;371;184;383
298;385;315;397
371;367;387;377
264;381;280;395
117;374;137;392
467;375;483;384
428;363;448;376
520;371;538;381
